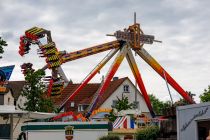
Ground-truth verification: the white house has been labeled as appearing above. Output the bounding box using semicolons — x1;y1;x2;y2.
54;77;150;116
5;77;151;117
0;89;14;106
7;81;25;109
177;102;210;140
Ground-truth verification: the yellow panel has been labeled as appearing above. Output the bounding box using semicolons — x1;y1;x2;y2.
0;86;6;92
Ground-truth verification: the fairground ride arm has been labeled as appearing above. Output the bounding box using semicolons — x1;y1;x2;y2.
58;48;120;111
61;41;120;63
86;44;128;117
126;47;155;117
136;48;194;104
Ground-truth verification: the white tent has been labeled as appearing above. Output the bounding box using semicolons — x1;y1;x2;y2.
0;105;57;140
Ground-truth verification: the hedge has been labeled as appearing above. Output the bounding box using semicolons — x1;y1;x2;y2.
98;135;120;140
136;126;160;140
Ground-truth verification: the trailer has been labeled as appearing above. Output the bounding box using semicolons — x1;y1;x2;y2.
177;102;210;140
20;121;110;140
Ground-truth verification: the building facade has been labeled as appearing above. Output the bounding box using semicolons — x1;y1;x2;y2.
177;102;210;140
54;77;150;116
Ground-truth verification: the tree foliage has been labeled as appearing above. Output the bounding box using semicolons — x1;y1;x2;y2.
200;85;210;102
106;109;117;122
174;98;190;106
114;94;134;112
136;126;160;140
149;94;171;115
106;94;133;122
99;135;120;140
175;91;195;105
0;37;7;58
21;69;54;112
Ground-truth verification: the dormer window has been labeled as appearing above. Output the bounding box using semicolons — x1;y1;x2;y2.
123;85;130;93
70;102;75;107
78;104;89;112
112;100;118;108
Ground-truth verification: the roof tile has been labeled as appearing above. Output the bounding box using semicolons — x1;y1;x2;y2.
53;77;127;113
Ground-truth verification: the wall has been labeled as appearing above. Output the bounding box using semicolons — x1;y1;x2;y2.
100;79;149;113
177;102;210;140
3;91;14;105
21;122;109;140
0;95;4;105
27;130;107;140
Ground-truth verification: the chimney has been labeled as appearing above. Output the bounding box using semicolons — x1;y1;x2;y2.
68;79;73;84
113;77;119;81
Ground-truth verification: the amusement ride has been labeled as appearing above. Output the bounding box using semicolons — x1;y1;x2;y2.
18;13;194;118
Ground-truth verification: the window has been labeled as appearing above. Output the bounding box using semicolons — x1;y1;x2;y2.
112;100;118;108
8;98;10;105
70;102;75;107
80;105;84;111
123;85;130;93
78;105;81;112
78;104;89;112
78;105;83;112
133;101;139;109
83;105;89;111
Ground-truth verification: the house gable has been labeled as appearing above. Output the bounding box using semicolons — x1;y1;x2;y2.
99;78;149;113
53;77;150;114
54;77;127;113
0;91;14;105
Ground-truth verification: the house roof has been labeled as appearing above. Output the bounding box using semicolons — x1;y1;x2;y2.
7;81;25;100
53;77;128;112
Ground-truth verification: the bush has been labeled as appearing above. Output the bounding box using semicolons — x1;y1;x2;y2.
136;126;160;140
99;135;120;140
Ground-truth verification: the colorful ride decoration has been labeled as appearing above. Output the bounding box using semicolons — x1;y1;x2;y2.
19;13;194;118
52;111;77;122
0;65;15;92
19;27;64;96
47;79;64;96
113;115;135;129
52;111;87;122
20;63;34;75
76;113;87;122
89;108;112;120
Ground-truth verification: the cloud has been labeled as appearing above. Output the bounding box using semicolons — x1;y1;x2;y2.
0;0;210;103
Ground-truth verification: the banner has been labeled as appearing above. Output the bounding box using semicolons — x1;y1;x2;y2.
0;65;15;80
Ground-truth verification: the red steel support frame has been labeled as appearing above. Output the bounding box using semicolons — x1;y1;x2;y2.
126;48;155;117
136;48;194;103
59;48;120;111
86;44;128;116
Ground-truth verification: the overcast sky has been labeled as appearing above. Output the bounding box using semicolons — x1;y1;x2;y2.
0;0;210;102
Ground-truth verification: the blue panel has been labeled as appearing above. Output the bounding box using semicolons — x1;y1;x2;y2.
130;119;135;129
0;65;15;80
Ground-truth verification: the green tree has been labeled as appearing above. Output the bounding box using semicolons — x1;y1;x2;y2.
174;98;190;106
149;94;171;115
114;94;134;112
200;85;210;102
136;126;160;140
106;94;133;122
99;135;120;140
0;37;8;58
106;109;117;122
21;69;54;112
